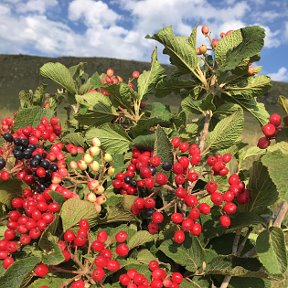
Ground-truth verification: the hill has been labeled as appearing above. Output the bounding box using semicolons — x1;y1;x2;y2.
0;54;288;114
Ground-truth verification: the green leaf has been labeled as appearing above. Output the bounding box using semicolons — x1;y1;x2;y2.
102;82;135;111
155;76;197;98
261;150;288;201
154;126;173;164
86;123;131;154
149;102;172;122
130;117;164;137
246;161;278;211
28;277;67;288
231;97;269;125
159;234;205;272
229;277;270;288
182;94;215;115
60;198;97;231
224;75;271;99
188;24;198;48
132;133;155;151
0;256;40;288
38;214;60;251
0;179;23;208
14;107;54;130
136;249;156;264
137;47;165;101
216;26;265;72
147;26;198;75
256;227;287;274
40;62;77;94
61;132;85;147
90;72;103;89
230;212;265;229
42;234;65;265
278;95;288;115
206;109;244;150
75;91;107;108
128;231;156;250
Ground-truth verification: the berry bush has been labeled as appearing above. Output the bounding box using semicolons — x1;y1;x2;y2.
0;24;287;288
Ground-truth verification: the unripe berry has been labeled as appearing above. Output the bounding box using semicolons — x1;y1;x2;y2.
87;192;97;203
106;68;114;77
199;44;207;54
212;38;219;48
92;137;101;147
132;70;140;78
108;166;115;176
104;153;113;163
201;24;209;35
83;153;93;164
90;161;100;172
77;160;87;171
69;161;78;170
96;185;105;195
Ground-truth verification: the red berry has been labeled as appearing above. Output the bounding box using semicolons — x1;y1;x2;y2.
188;207;200;220
269;113;281;127
223;202;237;214
115;231;128;243
116;243;129;256
222;153;232;163
150;156;161;167
257;136;270;149
175;187;187;199
71;280;85;288
91;240;106;252
201;24;209;35
11;197;23;209
119;274;130;285
97;230;108;242
149;260;159;271
4;229;16;240
1;171;10;181
152;211;164;224
34;264;49;277
172;272;183;283
48;202;60;213
106;259;120;271
199;203;211;215
178;156;189;168
181;218;194;231
228;174;240;185
171;137;181;148
184;195;198;207
3;257;14;269
64;230;75;242
132;70;140;79
92;267;105;282
173;230;185;244
171;212;183;224
144;197;156;209
187;172;199;182
74;236;86;247
155;173;168;185
179;142;189;152
211;192;223;206
219;215;231;227
191;222;202;236
237;189;251;204
172;163;183;175
145;177;154;189
79;219;90;230
175;174;185;185
19;234;31;245
207;156;217;166
262;123;276;137
134;198;145;210
94;255;108;268
148;222;159;234
205;181;217;194
223;191;235;202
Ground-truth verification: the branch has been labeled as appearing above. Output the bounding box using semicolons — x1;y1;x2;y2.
199;110;212;152
273;201;288;228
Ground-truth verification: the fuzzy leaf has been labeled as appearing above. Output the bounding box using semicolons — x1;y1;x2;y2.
128;231;156;250
147;26;198;74
28;277;67;288
256;227;287;274
137;48;165;101
60;198;97;231
0;256;40;288
40;62;77;94
61;132;85;147
206;109;244;150
261;150;288;201
86;123;131;154
14;107;54;130
42;235;65;265
0;179;23;208
278;95;288;114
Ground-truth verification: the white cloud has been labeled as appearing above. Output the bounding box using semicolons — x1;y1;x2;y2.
268;67;288;82
16;0;58;14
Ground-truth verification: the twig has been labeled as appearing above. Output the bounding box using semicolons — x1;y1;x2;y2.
273;201;288;228
199;110;212;152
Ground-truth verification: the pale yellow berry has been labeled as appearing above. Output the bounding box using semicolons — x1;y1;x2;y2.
69;161;77;170
90;161;100;172
87;192;97;203
108;166;115;176
104;153;113;163
83;153;93;164
89;146;100;157
92;137;101;147
96;185;105;195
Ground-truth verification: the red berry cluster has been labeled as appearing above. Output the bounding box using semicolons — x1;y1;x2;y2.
257;113;282;149
0;189;60;269
119;260;183;288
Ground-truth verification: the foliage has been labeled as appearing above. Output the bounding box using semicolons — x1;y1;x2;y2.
0;24;287;288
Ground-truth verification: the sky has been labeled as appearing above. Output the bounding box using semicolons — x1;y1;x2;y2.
0;0;287;82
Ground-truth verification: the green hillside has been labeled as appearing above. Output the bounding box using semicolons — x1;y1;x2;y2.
0;54;288;115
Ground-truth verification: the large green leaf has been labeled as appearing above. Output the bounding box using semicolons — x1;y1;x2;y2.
182;94;215;115
86;123;131;154
206;109;244;150
61;132;85;147
229;277;270;288
128;231;156;250
0;256;40;288
132;133;155;151
216;26;265;72
137;48;165;101
102;82;135;111
28;277;67;288
60;198;98;231
159;234;205;272
42;234;65;265
261;150;288;201
278;95;288;114
245;161;278;211
256;227;287;274
224;75;271;99
154;126;173;166
40;62;77;94
147;26;198;75
14;107;54;130
0;179;23;208
75;91;107;108
149;102;172;122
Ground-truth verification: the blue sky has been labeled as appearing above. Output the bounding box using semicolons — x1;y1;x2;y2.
0;0;287;81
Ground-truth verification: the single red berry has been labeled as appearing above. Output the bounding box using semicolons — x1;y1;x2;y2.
228;174;240;185
64;230;75;242
187;172;199;182
172;163;183;175
11;197;23;209
179;142;189;152
237;189;251;204
97;230;108;242
2;257;14;269
145;177;154;189
207;156;217;166
92;267;105;282
184;195;198;207
211;192;223;206
91;240;104;252
148;222;159;234
119;273;131;285
171;212;183;224
79;219;90;230
115;231;128;243
106;259;120;271
175;174;185;185
171;136;181;148
181;218;194;231
1;171;10;181
19;234;31;246
188;207;200;220
223;191;235;202
223;202;237;214
262;123;276;137
132;70;140;79
219;215;231;227
152;268;166;280
71;279;85;288
175;187;187;199
94;255;108;268
152;211;164;224
4;229;16;240
178;156;189;168
144;197;156;209
269;113;281;127
173;230;185;244
149;260;159;271
205;181;218;194
172;272;183;283
199;203;211;215
134;198;145;210
116;243;129;256
155;173;168;185
74;236;86;247
257;136;270;149
191;222;202;236
150;156;161;167
34;264;49;277
36;167;46;178
48;202;60;213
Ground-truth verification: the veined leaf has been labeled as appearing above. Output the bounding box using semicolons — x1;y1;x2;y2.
278;95;288;114
40;62;77;94
137;48;165;101
188;24;198;48
224;75;271;99
182;94;215;115
216;26;265;72
256;227;287;274
61;132;85;147
206;109;244;151
147;26;198;75
86;123;131;154
128;231;156;250
0;179;23;208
